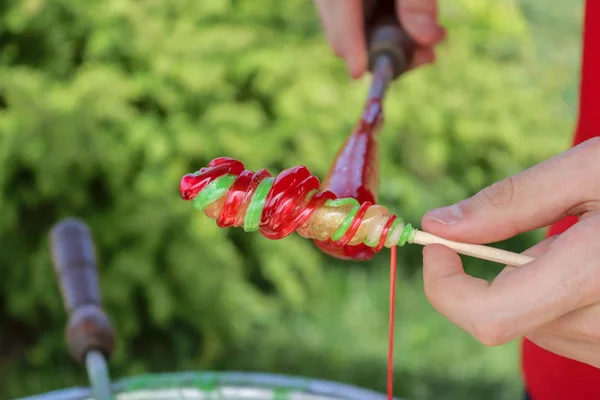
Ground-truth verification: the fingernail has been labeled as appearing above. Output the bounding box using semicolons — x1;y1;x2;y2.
403;12;440;42
427;204;463;225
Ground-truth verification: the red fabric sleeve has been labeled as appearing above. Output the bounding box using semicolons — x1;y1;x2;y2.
521;1;600;399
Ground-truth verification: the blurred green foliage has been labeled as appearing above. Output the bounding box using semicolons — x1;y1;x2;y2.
0;0;582;398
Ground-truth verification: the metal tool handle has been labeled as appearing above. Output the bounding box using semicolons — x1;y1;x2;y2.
49;218;116;365
364;0;417;78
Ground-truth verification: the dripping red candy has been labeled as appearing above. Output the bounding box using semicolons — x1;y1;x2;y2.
313;98;383;261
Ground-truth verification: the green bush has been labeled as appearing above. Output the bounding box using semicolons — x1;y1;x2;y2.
0;0;579;398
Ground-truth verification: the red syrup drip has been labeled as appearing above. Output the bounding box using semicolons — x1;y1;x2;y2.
313;98;384;261
388;246;397;400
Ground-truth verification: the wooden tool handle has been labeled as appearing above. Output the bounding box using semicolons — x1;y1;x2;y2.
49;218;116;364
363;0;418;78
412;230;535;267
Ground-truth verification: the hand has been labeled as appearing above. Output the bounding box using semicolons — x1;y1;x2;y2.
420;138;600;367
313;0;446;79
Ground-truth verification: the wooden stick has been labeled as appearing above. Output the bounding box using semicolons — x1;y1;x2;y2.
411;230;534;267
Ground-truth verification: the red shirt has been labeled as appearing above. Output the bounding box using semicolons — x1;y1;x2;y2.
521;0;600;398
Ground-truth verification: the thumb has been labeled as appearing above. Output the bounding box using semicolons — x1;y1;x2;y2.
421;138;600;244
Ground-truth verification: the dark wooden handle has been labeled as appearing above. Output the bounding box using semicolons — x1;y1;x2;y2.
364;0;417;78
49;217;116;364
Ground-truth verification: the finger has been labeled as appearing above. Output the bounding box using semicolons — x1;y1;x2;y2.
422;233;593;346
422;138;600;244
422;244;494;341
397;0;446;46
495;235;557;280
535;302;600;344
314;0;368;79
526;333;600;368
410;48;436;68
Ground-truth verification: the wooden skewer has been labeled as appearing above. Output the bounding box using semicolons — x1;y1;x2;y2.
411;230;534;267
